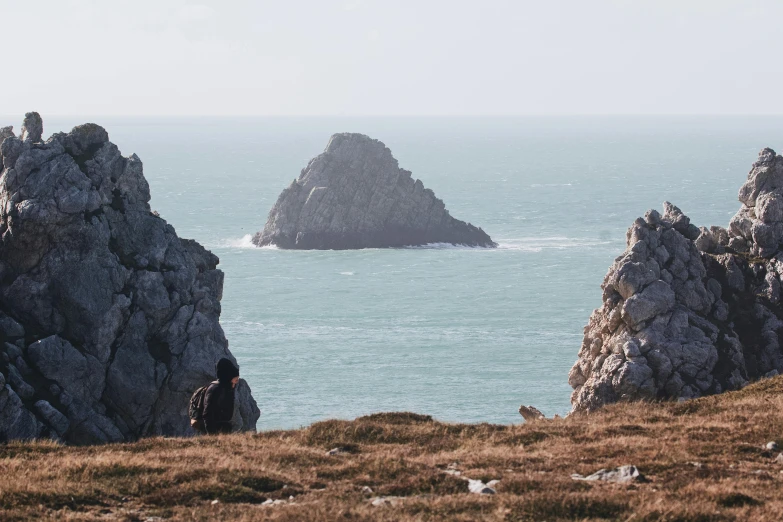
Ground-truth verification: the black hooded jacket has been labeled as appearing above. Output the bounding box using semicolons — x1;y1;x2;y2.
203;358;239;434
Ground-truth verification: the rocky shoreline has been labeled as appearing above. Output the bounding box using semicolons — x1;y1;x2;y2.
3;112;782;444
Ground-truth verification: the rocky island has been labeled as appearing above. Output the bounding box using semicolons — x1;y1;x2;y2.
570;147;783;412
0;113;259;443
253;133;495;249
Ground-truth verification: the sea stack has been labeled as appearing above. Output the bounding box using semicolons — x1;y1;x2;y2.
0;113;260;443
253;133;496;249
569;148;783;413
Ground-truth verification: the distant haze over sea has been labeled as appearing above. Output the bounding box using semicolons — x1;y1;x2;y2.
11;115;783;429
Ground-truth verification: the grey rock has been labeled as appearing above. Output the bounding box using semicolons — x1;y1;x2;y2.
0;126;13;143
622;280;675;326
0;113;260;443
571;147;783;413
27;336;104;404
261;499;288;506
20;112;43;143
1;136;23;170
518;404;546;421
0;126;13;170
232;378;260;432
0;313;24;339
34;400;70;436
4;343;21;360
370;496;403;507
0;384;40;440
571;465;645;484
467;478;496;494
253;133;495;249
6;364;35;400
66;400;125;445
104;312;161;431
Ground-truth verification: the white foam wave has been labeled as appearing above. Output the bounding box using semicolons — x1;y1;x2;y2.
530;183;573;187
215;236;616;252
407;237;616;252
497;237;615;251
217;234;279;249
404;242;487;250
340;271;355;275
223;234;256;248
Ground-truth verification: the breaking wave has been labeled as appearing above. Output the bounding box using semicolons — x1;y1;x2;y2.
215;235;616;252
216;234;277;249
408;237;616;252
222;234;256;248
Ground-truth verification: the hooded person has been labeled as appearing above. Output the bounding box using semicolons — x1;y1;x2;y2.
202;358;240;434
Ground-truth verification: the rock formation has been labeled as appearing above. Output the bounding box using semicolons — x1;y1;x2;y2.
253;133;495;249
570;148;783;413
518;404;546;421
0;113;260;443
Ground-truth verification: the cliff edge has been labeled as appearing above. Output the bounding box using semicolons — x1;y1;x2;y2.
0;113;260;443
570;147;783;412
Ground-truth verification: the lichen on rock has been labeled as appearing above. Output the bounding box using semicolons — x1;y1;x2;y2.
0;113;260;443
253;133;495;249
570;148;783;413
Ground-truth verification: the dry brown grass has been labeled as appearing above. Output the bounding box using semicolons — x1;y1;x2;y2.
3;377;783;521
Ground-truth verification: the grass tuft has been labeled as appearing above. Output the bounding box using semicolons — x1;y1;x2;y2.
716;492;762;508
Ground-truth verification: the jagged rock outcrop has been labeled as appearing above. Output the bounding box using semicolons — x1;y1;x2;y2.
253;133;495;249
0;113;260;443
569;148;783;413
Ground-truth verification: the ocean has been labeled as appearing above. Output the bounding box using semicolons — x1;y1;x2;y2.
22;115;783;430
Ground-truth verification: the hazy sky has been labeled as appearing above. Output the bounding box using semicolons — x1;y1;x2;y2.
3;0;782;116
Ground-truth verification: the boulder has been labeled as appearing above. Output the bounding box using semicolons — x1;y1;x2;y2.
518;404;546;421
0;114;260;443
570;148;783;412
467;478;497;495
253;133;495;249
571;465;646;484
0;383;39;440
34;400;70;437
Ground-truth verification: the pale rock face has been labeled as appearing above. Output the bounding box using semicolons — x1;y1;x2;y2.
253;133;495;249
20;112;43;143
0;114;260;443
0;126;13;144
571;147;783;413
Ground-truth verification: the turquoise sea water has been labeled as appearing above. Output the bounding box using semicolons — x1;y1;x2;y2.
19;116;783;430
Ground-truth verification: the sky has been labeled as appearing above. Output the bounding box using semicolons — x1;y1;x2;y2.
2;0;782;116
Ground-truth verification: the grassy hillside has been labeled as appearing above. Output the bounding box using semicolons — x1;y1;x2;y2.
3;377;783;521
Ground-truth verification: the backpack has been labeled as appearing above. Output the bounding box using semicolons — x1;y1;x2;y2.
189;381;217;433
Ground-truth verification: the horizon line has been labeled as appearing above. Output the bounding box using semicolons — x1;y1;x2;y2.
3;113;783;119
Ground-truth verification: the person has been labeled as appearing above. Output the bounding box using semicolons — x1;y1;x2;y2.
203;358;240;434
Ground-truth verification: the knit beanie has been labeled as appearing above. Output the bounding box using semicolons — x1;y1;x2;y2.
216;357;239;383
